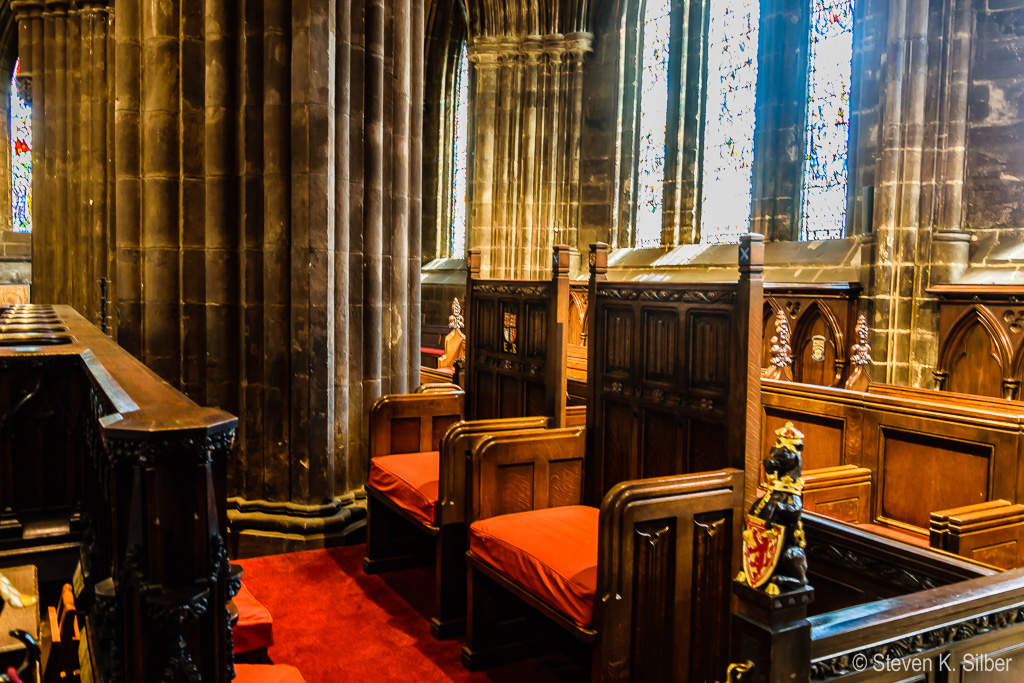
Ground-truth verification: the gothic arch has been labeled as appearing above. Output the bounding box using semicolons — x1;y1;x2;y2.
935;305;1013;399
761;299;784;368
790;299;846;387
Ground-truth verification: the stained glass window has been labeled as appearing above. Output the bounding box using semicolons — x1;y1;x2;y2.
634;0;672;248
10;58;31;233
700;0;759;245
450;43;469;258
801;0;854;241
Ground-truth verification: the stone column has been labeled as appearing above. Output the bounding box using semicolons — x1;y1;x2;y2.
114;0;142;353
467;30;591;279
10;1;46;299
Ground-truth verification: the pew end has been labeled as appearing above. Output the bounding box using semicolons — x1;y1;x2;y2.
930;500;1024;569
368;390;465;459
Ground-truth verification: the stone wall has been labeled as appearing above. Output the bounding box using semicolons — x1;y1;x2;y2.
965;0;1024;271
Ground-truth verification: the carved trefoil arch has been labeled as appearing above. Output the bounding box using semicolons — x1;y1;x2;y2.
934;305;1015;399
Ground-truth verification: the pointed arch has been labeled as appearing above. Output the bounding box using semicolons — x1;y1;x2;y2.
935;305;1013;399
790;299;846;387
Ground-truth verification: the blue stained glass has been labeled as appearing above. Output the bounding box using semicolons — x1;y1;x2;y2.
10;58;31;234
700;0;759;245
634;0;672;248
450;43;469;258
801;0;854;241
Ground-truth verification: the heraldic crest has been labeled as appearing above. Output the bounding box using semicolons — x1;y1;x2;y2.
736;421;808;595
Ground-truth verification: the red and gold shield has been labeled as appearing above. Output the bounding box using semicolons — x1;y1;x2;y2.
742;514;785;588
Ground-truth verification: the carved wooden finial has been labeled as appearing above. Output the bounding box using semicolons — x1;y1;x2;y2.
844;315;872;392
448;297;464;332
763;310;793;381
589;243;608;281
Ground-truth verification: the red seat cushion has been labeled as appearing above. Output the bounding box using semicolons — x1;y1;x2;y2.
234;664;306;683
469;505;599;628
233;582;274;654
421;346;444;357
368;452;440;526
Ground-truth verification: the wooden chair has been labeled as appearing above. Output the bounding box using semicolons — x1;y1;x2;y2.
461;237;765;679
463;459;744;682
363;245;575;638
44;584;80;683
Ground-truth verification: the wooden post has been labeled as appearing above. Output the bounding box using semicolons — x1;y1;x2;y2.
731;582;813;683
548;244;570;428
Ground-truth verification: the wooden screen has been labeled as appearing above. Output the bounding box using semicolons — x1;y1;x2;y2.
464;246;570;425
585;240;764;501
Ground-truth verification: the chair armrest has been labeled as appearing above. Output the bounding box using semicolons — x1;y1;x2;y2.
468;426;587;523
415;382;461;394
437;416;550;527
594;469;744;682
802;465;873;524
369;391;465;459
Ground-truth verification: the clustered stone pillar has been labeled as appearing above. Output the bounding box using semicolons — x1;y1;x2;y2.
16;0;425;555
11;0;112;322
864;0;973;386
467;25;592;279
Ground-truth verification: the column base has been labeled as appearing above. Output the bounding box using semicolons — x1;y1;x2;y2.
227;496;367;558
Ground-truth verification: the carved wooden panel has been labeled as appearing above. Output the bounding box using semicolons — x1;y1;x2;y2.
389;417;421;454
931;287;1024;399
630;519;676;683
640;408;683;478
602;306;634;375
793;306;840;386
431;414;462;451
601;399;636;488
642;310;678;382
689;512;731;683
971;540;1017;570
588;279;750;500
762;284;861;388
475;372;495;420
496;462;535;515
549;459;583;508
467;275;566;422
688;312;730;392
814;498;863;523
880;429;990;531
525;302;549;359
475;298;497;351
689;419;728;473
762;408;845;471
946;318;1005;398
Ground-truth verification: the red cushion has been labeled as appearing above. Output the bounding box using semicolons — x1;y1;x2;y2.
368;452;440;526
469;505;599;628
233;582;274;654
421;347;444;356
234;664;306;683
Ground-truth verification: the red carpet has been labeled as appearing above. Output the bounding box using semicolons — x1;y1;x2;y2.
236;545;587;682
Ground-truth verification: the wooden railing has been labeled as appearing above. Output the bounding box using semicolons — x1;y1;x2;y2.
0;304;237;683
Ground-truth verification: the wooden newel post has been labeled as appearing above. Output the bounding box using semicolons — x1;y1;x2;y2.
731;419;813;683
731;582;813;683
